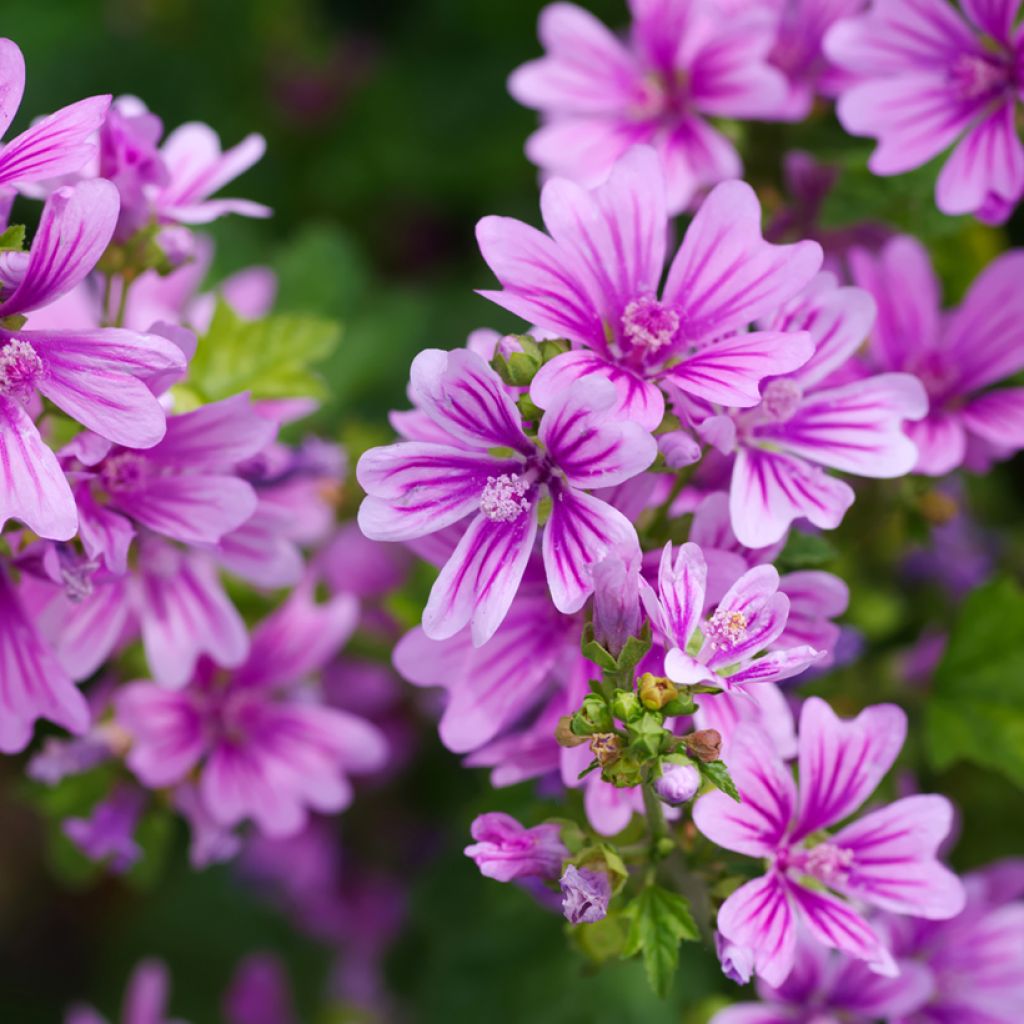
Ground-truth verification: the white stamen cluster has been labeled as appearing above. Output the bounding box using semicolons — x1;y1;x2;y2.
0;339;44;399
704;607;749;652
479;473;530;523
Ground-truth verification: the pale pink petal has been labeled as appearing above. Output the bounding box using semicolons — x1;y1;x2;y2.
693;725;796;855
358;444;513;541
409;347;530;453
793;696;907;838
651;540;707;649
0;180;117;316
789;884;897;975
936;103;1024;217
116;683;206;787
715;873;797;988
666;330;814;408
423;509;538;646
755;373;928;476
663;647;717;686
723;647;824;688
962;387;1024;450
53;577;133;681
0;95;109;188
584;775;641;836
906;411;968;475
832;794;965;917
523;117;652;191
531;349;664;430
508;2;644;113
730;447;854;549
542;484;637;614
536;374;658;488
158;123;265;208
663;180;822;340
75;487;134;575
0;39;25;140
0;398;77;540
695;684;797;760
655;116;742;215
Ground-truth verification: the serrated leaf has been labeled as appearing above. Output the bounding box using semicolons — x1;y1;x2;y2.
924;576;1024;789
189;300;341;402
622;884;699;997
700;760;741;802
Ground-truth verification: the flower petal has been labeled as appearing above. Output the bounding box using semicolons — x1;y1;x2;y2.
715;873;797;988
117;683;206;787
0;39;25;141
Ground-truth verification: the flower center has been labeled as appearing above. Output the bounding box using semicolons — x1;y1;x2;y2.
479;473;530;522
801;842;854;886
760;378;804;422
622;296;680;355
704;608;749;652
0;339;44;400
100;452;151;493
56;546;98;604
949;52;1011;101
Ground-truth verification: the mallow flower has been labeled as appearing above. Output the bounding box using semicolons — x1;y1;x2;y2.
476;145;821;431
693;698;965;987
850;235;1024;475
64;958;186;1024
115;586;388;838
509;1;789;212
0;180;186;539
825;0;1024;223
465;812;568;882
357;346;657;645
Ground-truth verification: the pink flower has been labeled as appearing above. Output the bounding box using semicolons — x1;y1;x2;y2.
850;235;1024;475
64;959;184;1024
465;812;568;882
826;0;1024;223
509;1;789;212
358;347;657;645
477;146;821;431
694;697;965;987
116;587;387;838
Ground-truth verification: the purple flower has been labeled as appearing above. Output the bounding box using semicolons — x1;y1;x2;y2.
881;860;1024;1023
477;146;821;431
693;697;965;986
358;347;656;645
850;235;1024;475
223;955;298;1024
0;181;186;539
642;542;825;693
692;271;927;547
465;812;568;882
0;567;88;753
65;958;183;1024
63;785;145;873
826;0;1024;222
654;762;701;805
0;39;110;191
590;541;642;657
710;926;934;1024
172;784;242;869
115;586;387;838
509;2;789;212
560;864;611;924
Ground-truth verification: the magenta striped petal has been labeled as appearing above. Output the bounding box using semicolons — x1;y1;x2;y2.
542;482;637;613
793;697;906;839
715;873;797;988
662;180;822;341
0;39;25;140
423;508;538;646
906;411;968;475
117;682;206;787
831;794;965;917
963;387;1024;449
537;374;657;488
410;347;531;453
54;575;133;681
695;684;797;760
650;541;707;650
730;447;854;549
723;646;824;688
960;0;1023;40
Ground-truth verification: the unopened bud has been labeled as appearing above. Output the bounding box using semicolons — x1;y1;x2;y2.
654;762;700;806
638;673;678;711
684;729;722;763
611;689;641;723
555;715;588;748
589;733;622;766
572;693;614;736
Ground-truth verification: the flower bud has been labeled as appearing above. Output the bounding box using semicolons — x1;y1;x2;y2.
610;689;641;723
560;864;611;924
589;732;622;766
654;763;700;806
638;673;678;710
684;729;722;762
571;693;614;735
555;715;588;747
465;813;568;882
658;429;701;469
591;543;642;658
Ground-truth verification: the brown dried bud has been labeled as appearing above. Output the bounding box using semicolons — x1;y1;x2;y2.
684;729;722;763
589;732;623;766
638;673;678;710
555;715;588;747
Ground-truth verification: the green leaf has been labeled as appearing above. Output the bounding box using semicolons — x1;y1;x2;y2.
925;576;1024;789
622;884;699;997
777;530;837;570
700;761;741;802
186;300;341;403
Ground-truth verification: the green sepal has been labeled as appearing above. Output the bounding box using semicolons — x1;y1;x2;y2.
611;689;642;723
627;712;668;760
576;842;629;895
572;911;629;964
0;224;25;251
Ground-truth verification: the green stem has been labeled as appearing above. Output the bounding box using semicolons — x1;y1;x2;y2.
641;778;668;850
645;461;698;542
114;277;132;328
101;274;113;327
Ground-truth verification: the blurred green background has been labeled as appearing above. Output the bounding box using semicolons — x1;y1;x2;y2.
0;0;1022;1021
